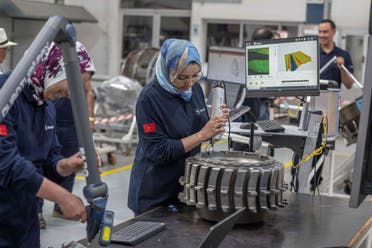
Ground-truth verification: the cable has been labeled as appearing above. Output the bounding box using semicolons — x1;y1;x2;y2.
292;114;328;169
247;110;257;123
221;81;232;152
287;101;303;119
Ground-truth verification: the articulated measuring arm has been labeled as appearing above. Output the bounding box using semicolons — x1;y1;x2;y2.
0;16;108;242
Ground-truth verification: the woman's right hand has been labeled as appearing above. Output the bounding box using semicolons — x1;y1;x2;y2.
182;105;229;152
58;193;87;223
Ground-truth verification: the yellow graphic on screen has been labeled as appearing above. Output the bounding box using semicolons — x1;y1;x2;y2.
284;51;311;71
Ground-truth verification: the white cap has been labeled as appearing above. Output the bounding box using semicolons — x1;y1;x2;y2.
0;28;17;49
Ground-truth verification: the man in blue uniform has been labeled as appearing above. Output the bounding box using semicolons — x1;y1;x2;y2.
128;39;229;215
318;19;354;89
0;65;87;246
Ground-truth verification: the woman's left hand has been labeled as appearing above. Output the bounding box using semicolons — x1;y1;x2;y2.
56;153;84;177
220;104;229;118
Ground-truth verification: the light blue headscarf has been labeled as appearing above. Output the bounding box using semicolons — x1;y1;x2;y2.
156;39;201;102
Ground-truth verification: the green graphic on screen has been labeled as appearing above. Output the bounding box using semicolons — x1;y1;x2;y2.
247;47;269;75
284;51;312;71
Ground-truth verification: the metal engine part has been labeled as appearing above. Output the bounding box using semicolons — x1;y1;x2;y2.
179;151;286;223
121;47;159;86
339;101;360;146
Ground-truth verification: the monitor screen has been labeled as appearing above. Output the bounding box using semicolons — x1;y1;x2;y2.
207;47;246;85
245;36;320;97
349;36;372;208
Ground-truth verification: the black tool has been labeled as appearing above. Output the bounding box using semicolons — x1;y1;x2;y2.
198;207;246;248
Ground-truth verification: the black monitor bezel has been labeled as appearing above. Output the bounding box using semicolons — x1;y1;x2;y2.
244;36;320;98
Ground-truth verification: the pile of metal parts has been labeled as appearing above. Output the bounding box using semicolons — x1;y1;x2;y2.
179;151;287;223
93;75;142;155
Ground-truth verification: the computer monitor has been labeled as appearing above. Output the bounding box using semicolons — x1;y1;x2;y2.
245;36;320;97
207;46;246;85
349;36;372;208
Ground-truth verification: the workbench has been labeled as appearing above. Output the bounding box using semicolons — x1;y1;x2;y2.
79;192;372;248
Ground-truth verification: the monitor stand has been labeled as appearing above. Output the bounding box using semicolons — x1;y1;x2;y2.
299;96;311;131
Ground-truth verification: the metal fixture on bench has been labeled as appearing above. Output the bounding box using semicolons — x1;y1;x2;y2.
179;151;287;223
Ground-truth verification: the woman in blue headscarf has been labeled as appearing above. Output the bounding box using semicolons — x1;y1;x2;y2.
128;39;229;215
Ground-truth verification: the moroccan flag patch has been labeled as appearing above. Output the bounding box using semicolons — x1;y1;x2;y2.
143;123;156;133
0;124;8;136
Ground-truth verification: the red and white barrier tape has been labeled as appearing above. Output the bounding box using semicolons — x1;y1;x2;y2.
94;113;135;124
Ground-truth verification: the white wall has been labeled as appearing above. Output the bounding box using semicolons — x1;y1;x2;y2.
191;0;307;61
1;19;46;70
3;0;121;79
193;0;306;22
66;0;121;78
331;0;370;33
12;19;45;65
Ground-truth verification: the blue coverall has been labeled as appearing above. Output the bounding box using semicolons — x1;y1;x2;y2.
128;79;209;215
320;44;353;88
0;72;64;247
52;97;79;213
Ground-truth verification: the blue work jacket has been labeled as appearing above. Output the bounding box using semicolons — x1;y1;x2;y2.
0;72;64;247
128;79;209;215
320;44;353;88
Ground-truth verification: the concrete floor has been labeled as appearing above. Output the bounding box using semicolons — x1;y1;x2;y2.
40;134;360;247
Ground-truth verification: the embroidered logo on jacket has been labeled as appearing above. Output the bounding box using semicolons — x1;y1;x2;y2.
195;108;206;115
45;125;55;131
143;123;156;133
0;124;8;136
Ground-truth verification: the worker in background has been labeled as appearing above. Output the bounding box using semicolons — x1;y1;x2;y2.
232;27;275;152
0;67;89;247
0;28;17;72
128;38;229;215
318;19;354;89
248;27;275;121
31;41;96;228
245;27;275;122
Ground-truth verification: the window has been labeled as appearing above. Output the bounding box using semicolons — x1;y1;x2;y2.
207;23;240;48
160;17;190;46
243;24;298;41
122;16;153;58
121;0;191;9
